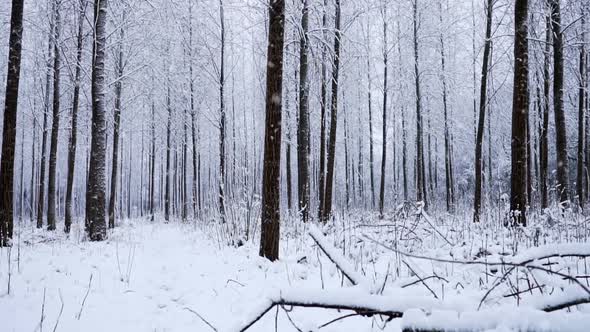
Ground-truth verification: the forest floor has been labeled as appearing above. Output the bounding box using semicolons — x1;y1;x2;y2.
1;206;590;331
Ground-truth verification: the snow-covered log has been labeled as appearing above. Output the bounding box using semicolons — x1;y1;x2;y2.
401;308;590;332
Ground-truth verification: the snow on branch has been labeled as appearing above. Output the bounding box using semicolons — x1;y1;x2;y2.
308;224;370;288
364;234;590;268
531;287;590;312
230;229;590;331
401;308;590;332
229;288;406;332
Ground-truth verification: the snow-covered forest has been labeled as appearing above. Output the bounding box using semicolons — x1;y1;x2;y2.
1;0;590;330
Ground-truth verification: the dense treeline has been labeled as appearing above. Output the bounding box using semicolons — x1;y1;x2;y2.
0;0;588;259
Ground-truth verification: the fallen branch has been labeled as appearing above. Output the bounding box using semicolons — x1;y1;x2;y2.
309;225;369;288
231;288;411;332
401;308;590;332
364;234;590;296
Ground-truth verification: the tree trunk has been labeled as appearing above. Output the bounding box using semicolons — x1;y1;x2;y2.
187;1;200;218
65;0;86;233
297;0;311;222
38;5;56;229
150;102;156;221
86;0;109;241
139;125;144;216
47;1;62;231
397;22;408;202
343;97;350;209
30;115;37;223
285;82;293;212
318;0;329;219
379;3;388;217
577;10;586;208
0;0;25;245
550;0;570;206
510;0;529;226
540;12;551;210
165;83;172;222
218;0;227;223
473;0;493;223
364;22;376;209
413;0;427;209
438;0;454;212
259;0;286;261
127;133;132;218
109;24;124;228
322;0;342;222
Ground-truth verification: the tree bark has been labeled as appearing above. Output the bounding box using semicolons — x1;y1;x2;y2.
38;5;56;229
365;24;376;209
165;83;172;222
109;23;124;228
0;0;25;245
413;0;427;209
577;9;586;208
438;0;454;212
550;0;569;206
473;0;493;223
322;0;342;222
47;0;61;231
86;0;109;241
297;0;311;222
65;0;86;233
540;12;551;210
318;0;329;219
259;0;286;261
218;0;227;223
379;3;388;217
150;101;156;221
188;0;199;218
510;0;529;226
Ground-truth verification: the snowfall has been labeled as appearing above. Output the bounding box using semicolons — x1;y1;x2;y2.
2;206;590;331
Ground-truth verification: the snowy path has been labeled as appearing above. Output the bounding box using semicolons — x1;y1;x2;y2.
1;221;391;332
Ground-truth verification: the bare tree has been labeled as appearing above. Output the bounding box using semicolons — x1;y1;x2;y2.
38;3;56;229
218;0;227;223
473;0;493;223
259;0;286;261
438;0;454;212
0;0;25;246
109;19;125;228
86;0;109;241
47;0;62;231
413;0;427;208
549;0;569;206
510;0;529;226
378;1;388;217
540;10;551;210
321;0;342;222
65;0;87;233
318;0;329;219
577;6;586;208
297;0;310;222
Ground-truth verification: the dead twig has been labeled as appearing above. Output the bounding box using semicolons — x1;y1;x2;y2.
183;306;218;331
76;274;93;320
52;289;64;332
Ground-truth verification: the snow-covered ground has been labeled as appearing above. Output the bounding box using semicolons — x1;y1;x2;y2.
2;219;397;331
2;208;590;331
